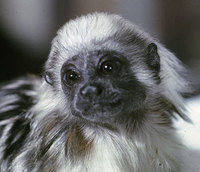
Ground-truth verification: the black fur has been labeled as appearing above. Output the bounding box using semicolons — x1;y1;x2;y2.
0;78;36;167
3;117;30;162
0;81;35;120
146;43;161;80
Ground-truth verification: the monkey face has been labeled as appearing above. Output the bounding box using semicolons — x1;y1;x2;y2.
60;50;146;123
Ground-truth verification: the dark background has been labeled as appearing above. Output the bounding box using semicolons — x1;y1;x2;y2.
0;0;200;94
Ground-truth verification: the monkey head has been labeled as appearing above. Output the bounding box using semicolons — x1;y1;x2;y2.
43;13;188;127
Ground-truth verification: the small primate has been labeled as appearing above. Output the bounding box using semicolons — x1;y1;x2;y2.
0;13;196;171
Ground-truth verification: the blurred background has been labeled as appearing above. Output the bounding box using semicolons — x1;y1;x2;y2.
0;0;200;95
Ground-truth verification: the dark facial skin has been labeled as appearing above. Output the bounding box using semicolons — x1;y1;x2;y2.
60;50;146;123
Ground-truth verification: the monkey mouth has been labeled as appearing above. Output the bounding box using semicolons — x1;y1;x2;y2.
89;99;122;111
74;98;122;122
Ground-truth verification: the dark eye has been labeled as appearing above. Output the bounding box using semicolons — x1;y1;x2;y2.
63;70;80;86
100;60;120;75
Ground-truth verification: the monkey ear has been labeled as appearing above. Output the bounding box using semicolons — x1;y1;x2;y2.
44;72;53;86
146;43;160;77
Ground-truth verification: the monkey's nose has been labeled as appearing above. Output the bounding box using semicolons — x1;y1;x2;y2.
80;84;102;98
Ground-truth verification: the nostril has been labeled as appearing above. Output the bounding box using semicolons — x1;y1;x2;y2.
80;84;102;97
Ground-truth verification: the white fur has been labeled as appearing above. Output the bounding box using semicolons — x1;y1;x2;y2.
55;126;191;172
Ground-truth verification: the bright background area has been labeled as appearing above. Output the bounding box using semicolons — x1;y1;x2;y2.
0;0;200;96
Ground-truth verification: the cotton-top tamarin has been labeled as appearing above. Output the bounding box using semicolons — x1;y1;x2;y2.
0;12;196;172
